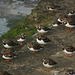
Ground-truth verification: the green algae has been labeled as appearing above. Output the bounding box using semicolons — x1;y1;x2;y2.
0;0;54;42
0;16;37;41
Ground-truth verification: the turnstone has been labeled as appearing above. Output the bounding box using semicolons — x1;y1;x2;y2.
1;71;11;75
63;18;75;31
1;49;17;62
65;69;75;75
27;41;43;54
35;25;51;35
62;45;75;58
52;20;61;27
67;8;75;16
46;3;60;14
43;57;57;71
57;14;68;24
2;39;18;50
36;34;51;45
16;33;26;46
1;48;11;55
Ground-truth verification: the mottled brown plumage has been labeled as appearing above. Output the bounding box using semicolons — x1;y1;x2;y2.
57;14;68;23
65;69;75;75
67;8;75;15
27;41;43;50
1;48;17;60
63;15;75;25
36;34;51;42
1;48;11;55
43;57;57;65
2;51;16;58
46;3;60;10
62;45;75;52
36;25;51;31
2;39;18;46
16;33;26;40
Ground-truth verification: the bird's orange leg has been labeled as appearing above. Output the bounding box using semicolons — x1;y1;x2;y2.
6;48;9;50
32;51;36;54
65;54;70;58
61;22;64;25
5;59;11;62
49;11;53;14
40;44;45;47
68;28;72;31
41;33;45;35
67;28;72;31
20;42;24;46
67;28;69;30
46;68;50;72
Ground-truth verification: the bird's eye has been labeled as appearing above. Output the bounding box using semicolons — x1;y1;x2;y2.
62;48;64;50
38;37;41;39
44;62;47;64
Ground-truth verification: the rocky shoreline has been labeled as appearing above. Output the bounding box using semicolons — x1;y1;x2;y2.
0;25;75;75
0;0;75;75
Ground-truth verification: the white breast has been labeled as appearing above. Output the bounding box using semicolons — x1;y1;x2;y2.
43;62;55;68
37;29;48;33
63;49;73;54
52;24;58;27
28;47;38;51
68;13;73;16
2;55;12;59
3;44;13;48
36;39;46;44
17;38;25;42
57;18;62;23
65;22;75;28
48;8;55;11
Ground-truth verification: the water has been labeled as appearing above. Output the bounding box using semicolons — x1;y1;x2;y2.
0;0;39;37
9;6;33;16
0;18;10;37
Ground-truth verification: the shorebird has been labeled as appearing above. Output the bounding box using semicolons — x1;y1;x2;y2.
43;57;57;72
36;34;51;45
57;14;75;31
67;8;75;16
27;41;43;54
52;20;61;27
1;48;11;55
2;39;18;50
46;3;60;14
16;33;26;46
35;25;51;35
62;44;75;58
65;69;75;75
57;14;68;24
62;17;75;31
1;49;17;62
